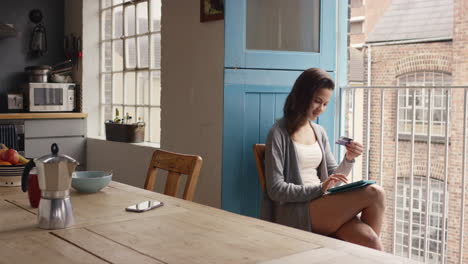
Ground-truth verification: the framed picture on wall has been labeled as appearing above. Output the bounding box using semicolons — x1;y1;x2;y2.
200;0;224;22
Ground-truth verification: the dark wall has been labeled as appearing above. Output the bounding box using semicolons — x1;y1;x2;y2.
0;0;64;112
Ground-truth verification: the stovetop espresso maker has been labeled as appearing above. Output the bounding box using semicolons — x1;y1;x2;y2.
21;143;78;229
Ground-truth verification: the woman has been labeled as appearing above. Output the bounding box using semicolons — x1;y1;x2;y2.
262;68;385;250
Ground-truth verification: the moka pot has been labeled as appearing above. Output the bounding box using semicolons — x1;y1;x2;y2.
21;143;78;229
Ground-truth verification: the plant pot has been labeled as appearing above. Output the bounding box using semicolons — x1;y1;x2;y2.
105;123;145;143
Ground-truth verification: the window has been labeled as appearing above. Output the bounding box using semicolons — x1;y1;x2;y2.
395;176;446;263
350;21;363;34
246;0;320;52
397;72;451;136
100;0;161;142
350;0;363;8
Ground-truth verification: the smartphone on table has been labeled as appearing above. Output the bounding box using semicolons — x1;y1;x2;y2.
125;200;164;212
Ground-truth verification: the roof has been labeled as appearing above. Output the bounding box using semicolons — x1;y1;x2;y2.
366;0;453;43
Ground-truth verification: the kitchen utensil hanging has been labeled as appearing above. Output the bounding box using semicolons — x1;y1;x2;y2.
29;9;47;57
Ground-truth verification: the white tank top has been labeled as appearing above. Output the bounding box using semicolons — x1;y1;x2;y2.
293;141;322;186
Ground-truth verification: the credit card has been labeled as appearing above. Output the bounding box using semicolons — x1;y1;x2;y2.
335;136;353;145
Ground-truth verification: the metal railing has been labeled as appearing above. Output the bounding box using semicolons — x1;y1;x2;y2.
340;86;468;264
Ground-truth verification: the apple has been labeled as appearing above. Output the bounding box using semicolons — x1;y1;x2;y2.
1;149;19;165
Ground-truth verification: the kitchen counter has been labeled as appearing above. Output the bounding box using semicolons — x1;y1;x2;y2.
0;181;418;264
0;113;87;119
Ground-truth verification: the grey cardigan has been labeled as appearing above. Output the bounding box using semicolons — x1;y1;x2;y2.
261;118;354;232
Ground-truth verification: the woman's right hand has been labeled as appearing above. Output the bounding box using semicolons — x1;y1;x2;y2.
321;173;348;193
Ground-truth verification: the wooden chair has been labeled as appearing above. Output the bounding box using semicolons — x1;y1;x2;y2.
252;144;266;193
144;149;203;201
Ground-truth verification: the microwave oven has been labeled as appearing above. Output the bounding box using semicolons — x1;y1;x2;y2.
24;82;76;112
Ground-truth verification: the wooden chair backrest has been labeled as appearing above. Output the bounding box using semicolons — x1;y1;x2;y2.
144;149;203;201
252;144;266;193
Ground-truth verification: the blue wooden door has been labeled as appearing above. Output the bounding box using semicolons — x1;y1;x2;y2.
222;0;344;217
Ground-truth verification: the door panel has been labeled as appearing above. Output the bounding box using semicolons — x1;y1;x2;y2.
222;69;300;216
225;0;336;71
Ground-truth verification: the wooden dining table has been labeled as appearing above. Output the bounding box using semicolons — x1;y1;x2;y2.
0;181;416;264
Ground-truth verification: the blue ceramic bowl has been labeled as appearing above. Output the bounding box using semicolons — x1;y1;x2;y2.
72;171;112;193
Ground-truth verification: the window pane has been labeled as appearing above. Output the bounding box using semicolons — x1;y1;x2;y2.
112;106;123;122
137;2;148;34
150;0;161;32
113;40;123;71
102;42;112;72
112;73;123;104
425;72;434;84
102;10;112;40
124;72;135;105
150;33;161;69
350;0;363;8
150;71;161;106
443;74;451;84
124;5;135;36
150;107;161;143
398;76;406;86
102;0;112;8
407;73;415;83
246;0;320;52
102;105;112;127
350;22;363;34
122;106;136;124
113;0;123;5
137;107;149;140
101;74;112;104
137;71;149;105
136;107;148;123
434;73;443;86
125;37;136;69
138;36;149;68
113;6;123;38
415;109;424;121
416;72;424;85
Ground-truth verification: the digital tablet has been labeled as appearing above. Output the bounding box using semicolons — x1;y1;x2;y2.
326;180;376;194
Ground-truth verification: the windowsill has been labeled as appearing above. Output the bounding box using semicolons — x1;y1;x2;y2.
398;134;450;144
87;135;161;149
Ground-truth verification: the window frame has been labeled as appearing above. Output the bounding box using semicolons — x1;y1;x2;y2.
395;176;446;263
396;71;451;139
99;0;161;143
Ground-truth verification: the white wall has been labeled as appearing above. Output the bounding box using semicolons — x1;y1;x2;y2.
76;0;224;208
160;0;224;207
81;0;100;138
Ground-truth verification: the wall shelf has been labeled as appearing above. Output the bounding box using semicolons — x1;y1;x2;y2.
0;113;88;120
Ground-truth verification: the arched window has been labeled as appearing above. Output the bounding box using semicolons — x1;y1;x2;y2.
397;72;451;137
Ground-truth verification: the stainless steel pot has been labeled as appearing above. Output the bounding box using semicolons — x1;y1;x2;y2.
25;65;51;83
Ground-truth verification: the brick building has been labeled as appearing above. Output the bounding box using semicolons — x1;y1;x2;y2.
348;0;467;263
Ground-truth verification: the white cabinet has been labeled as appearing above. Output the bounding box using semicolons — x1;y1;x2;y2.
24;119;86;167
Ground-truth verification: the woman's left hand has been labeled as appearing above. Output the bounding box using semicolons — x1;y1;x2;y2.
345;141;364;161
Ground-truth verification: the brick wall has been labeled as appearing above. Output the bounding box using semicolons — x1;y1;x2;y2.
363;39;468;263
451;0;468;263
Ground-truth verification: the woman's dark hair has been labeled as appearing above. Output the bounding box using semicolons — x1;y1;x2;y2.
283;68;334;135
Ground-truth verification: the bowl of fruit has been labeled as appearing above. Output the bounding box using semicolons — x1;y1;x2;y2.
0;144;29;186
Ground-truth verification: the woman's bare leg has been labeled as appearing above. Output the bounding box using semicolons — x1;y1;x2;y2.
309;184;385;236
334;217;383;250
